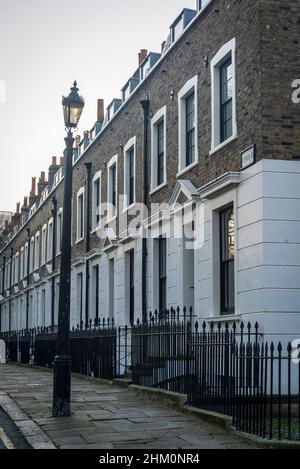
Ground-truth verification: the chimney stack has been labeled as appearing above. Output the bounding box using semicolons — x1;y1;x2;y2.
83;131;90;150
138;49;148;65
30;177;36;196
97;99;104;123
48;157;60;187
75;135;81;147
38;171;48;196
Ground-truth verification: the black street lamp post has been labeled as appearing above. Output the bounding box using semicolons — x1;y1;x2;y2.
52;81;84;417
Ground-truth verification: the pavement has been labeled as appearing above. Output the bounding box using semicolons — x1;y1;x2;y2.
0;364;258;449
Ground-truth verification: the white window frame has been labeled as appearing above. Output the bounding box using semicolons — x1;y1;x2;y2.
11;255;15;286
177;75;198;176
7;259;11;289
210;38;237;155
76;187;85;243
107;155;118;221
108;256;115;320
123;136;136;211
151;106;167;193
24;243;28;278
92;170;102;231
34;231;40;271
57;208;63;254
41;224;47;266
30;236;35;273
210;189;238;319
91;260;100;321
47;218;53;262
15;252;19;284
20;247;24;281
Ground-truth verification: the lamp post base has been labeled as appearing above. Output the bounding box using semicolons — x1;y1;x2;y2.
52;355;72;417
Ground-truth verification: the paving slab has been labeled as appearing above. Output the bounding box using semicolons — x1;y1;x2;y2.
0;364;258;449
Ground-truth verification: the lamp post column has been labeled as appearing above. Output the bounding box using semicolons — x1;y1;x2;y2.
52;130;74;417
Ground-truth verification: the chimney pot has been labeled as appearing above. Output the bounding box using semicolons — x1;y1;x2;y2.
84;130;90;139
161;41;166;53
138;49;148;65
16;202;20;214
60;157;64;166
52;156;57;166
23;196;28;207
97;99;104;123
31;177;36;196
40;171;46;182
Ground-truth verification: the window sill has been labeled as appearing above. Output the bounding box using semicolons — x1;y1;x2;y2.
177;160;199;178
150;181;168;196
209;134;238;156
75;237;84;245
203;313;239;323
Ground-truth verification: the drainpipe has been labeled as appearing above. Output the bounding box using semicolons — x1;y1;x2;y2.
9;247;13;332
0;256;5;332
26;228;30;330
84;162;92;327
51;195;57;327
140;98;150;323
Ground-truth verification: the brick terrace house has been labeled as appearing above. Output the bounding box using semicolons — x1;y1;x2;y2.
0;0;300;344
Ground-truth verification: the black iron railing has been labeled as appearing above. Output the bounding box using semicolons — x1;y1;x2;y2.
1;319;130;380
131;307;194;393
1;306;300;442
131;309;300;442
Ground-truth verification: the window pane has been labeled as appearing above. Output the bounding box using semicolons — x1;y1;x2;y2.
128;148;135;205
111;165;117;212
157;119;165;186
185;92;195;166
220;58;233;143
129;250;134;324
220;206;235;314
159;238;167;312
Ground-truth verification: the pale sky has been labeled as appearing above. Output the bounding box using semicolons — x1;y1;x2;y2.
0;0;196;212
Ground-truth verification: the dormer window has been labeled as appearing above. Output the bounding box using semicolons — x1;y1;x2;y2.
172;17;184;42
106;99;122;123
170;9;196;44
198;0;212;11
139;53;161;81
122;78;139;102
